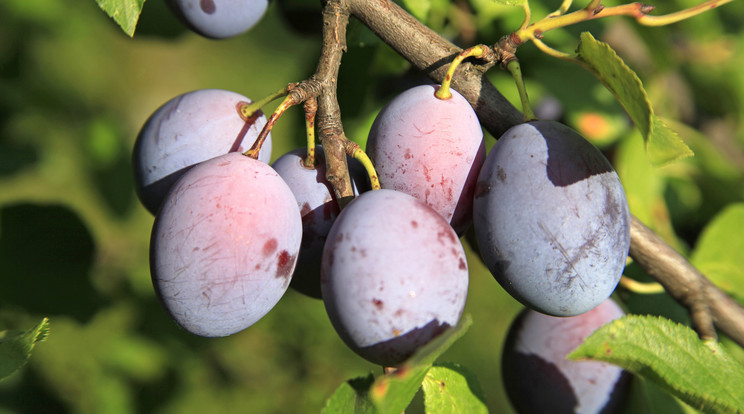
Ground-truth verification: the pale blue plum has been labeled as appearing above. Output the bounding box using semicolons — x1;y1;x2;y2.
502;299;631;414
167;0;269;39
133;89;271;214
150;153;301;337
321;189;469;366
474;120;630;317
366;84;485;234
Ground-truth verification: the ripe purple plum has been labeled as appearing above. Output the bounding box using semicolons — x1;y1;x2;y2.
150;152;301;337
366;84;485;234
321;189;469;366
474;120;630;316
166;0;269;39
502;299;631;414
133;89;271;214
271;146;370;299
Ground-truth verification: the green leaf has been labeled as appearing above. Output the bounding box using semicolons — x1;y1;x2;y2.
322;374;377;414
576;32;693;166
95;0;146;37
569;315;744;414
422;363;488;414
691;203;744;304
0;317;50;380
489;0;525;7
370;315;473;414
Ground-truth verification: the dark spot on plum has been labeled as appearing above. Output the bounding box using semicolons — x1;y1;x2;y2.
459;258;467;270
372;298;384;310
474;181;490;198
411;220;418;228
263;238;278;256
200;0;216;14
497;167;507;183
275;250;295;283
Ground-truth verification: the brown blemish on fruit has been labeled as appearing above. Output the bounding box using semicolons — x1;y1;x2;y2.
459;258;467;270
497;167;507;183
411;220;418;228
474;181;490;198
200;0;216;14
263;238;278;256
275;250;295;284
372;298;384;310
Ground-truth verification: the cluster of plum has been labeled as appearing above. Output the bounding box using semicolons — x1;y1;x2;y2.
135;3;634;413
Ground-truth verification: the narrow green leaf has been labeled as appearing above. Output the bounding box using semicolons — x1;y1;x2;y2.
322;374;377;414
0;317;50;380
95;0;146;37
370;315;473;414
691;203;744;304
576;32;693;166
569;315;744;414
422;363;488;414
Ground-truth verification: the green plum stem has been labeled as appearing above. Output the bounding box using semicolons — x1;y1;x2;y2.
349;145;381;190
435;45;486;100
505;59;536;122
244;95;296;159
303;98;318;168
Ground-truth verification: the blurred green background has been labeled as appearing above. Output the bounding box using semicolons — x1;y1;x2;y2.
1;0;742;412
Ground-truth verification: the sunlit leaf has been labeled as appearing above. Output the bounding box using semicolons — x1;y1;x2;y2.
691;203;744;304
576;32;693;166
0;317;50;380
95;0;146;37
569;315;744;414
323;374;377;414
422;363;488;414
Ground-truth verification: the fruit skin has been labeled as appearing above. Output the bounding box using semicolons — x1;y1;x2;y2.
133;89;271;215
271;146;370;299
321;189;469;366
366;84;485;234
473;120;630;317
166;0;269;39
502;299;631;414
150;152;301;337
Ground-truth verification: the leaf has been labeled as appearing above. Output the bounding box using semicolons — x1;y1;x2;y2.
576;32;693;166
323;315;473;414
0;317;50;380
691;203;744;304
370;315;473;414
322;374;377;414
422;363;488;414
95;0;146;37
569;315;744;414
489;0;525;7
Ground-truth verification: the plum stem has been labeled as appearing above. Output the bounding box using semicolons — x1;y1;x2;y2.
237;83;296;120
244;94;297;159
346;142;381;190
618;275;665;294
505;59;536;122
435;45;487;100
303;98;318;168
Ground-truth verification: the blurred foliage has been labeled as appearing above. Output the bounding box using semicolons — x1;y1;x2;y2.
0;0;742;413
